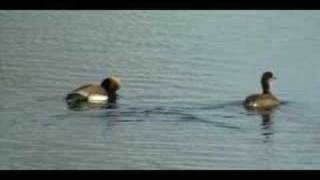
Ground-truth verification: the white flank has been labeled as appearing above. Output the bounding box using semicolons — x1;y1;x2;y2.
88;95;108;103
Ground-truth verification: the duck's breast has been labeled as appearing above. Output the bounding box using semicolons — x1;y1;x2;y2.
245;94;279;109
257;95;280;108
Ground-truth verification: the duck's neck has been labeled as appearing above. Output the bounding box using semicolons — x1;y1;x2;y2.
261;79;270;94
107;92;117;103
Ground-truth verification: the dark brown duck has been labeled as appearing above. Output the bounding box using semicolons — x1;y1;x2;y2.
244;71;280;109
65;76;121;105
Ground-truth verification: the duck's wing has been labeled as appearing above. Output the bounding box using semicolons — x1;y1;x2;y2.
65;84;107;104
244;94;260;105
70;84;107;96
69;84;91;97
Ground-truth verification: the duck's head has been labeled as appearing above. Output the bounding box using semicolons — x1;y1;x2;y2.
261;71;276;94
262;71;275;81
101;76;121;93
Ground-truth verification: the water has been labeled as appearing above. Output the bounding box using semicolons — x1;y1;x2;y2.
1;10;320;169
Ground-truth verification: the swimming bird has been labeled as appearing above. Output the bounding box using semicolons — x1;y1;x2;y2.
65;76;121;106
244;71;280;109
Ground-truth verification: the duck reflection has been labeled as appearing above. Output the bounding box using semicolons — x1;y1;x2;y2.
66;99;118;111
245;106;276;143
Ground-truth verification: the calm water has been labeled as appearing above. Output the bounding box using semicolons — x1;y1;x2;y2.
1;10;320;169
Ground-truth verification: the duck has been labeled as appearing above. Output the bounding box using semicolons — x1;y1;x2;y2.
65;76;121;106
243;71;280;109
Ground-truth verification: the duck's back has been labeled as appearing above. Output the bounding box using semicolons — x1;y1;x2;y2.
244;93;279;109
71;84;106;95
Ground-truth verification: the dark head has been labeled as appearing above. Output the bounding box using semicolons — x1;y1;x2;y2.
101;76;121;93
261;71;276;94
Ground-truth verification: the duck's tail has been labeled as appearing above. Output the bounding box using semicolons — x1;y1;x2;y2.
65;93;87;105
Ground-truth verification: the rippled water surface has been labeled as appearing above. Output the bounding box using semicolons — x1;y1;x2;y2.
1;10;320;169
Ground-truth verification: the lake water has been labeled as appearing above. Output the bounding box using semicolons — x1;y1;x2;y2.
1;10;320;169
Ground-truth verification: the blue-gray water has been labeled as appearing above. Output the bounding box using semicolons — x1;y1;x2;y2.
1;10;320;169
